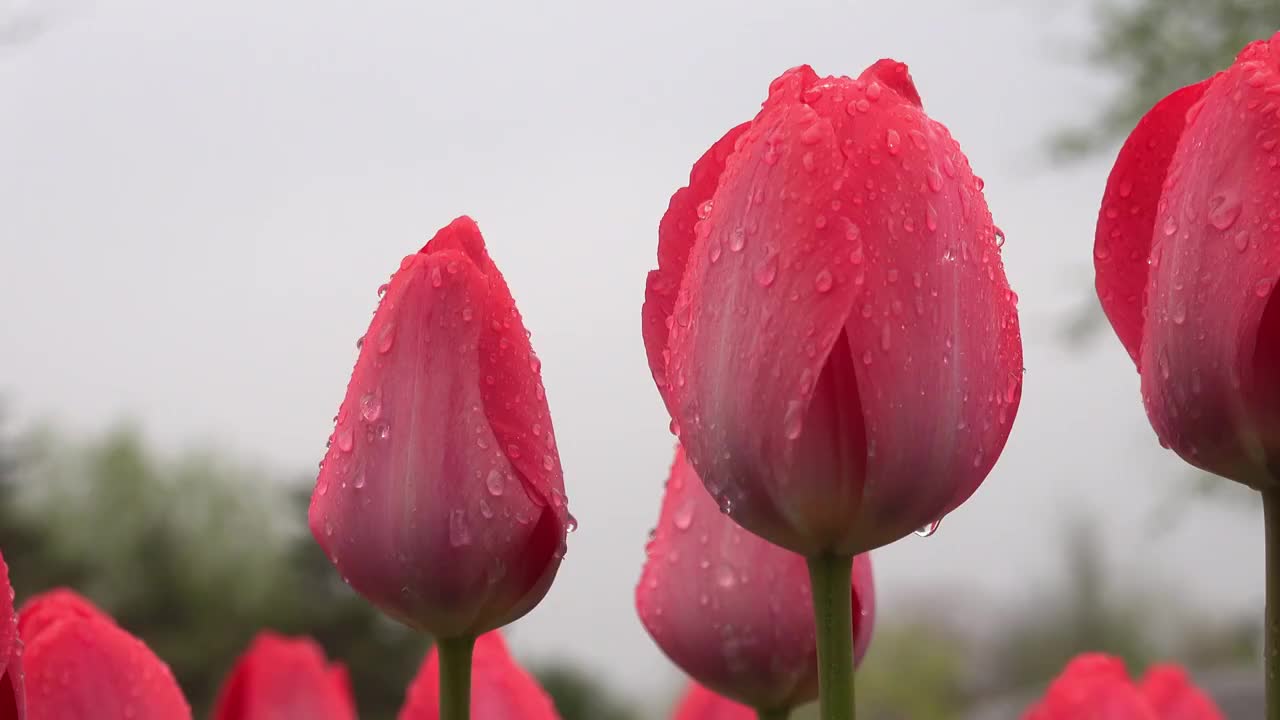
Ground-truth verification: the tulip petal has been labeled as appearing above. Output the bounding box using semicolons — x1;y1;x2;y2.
19;591;190;720
671;683;755;720
311;220;563;638
398;632;560;720
213;632;355;720
664;63;1020;554
636;448;873;711
0;552;22;720
1022;655;1155;720
1095;80;1212;365
644;122;752;411
1135;36;1280;485
1140;665;1223;720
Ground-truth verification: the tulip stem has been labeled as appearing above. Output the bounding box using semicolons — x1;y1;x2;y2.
1266;488;1280;720
807;553;855;720
437;635;476;720
757;709;790;720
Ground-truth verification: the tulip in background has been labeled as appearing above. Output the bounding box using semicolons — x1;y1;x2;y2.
643;60;1021;719
637;448;873;720
672;683;756;720
19;590;191;720
1023;654;1222;720
398;631;560;720
0;552;21;720
310;216;572;720
1093;30;1280;717
213;632;356;720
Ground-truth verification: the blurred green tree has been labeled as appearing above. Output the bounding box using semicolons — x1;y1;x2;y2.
1055;0;1278;159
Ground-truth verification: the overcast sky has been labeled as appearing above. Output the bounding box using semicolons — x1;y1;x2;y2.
0;0;1267;714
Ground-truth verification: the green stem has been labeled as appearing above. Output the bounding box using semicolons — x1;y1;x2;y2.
807;553;856;720
437;635;476;720
1266;489;1280;720
756;709;790;720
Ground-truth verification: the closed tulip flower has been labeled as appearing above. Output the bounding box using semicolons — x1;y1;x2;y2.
642;61;1018;719
1092;32;1280;716
213;632;356;720
310;216;571;720
672;684;755;720
637;448;873;719
398;631;559;720
18;590;190;720
0;551;23;719
1024;654;1221;720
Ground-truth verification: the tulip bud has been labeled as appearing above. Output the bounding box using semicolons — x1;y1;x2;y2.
19;590;190;720
643;62;1023;556
637;448;873;713
1095;32;1280;488
213;632;356;720
310;217;572;639
1024;654;1221;720
398;631;560;720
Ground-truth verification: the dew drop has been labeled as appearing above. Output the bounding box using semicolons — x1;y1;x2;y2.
566;513;579;533
729;227;747;252
783;400;804;440
915;519;941;537
1207;192;1243;230
430;265;443;288
336;426;354;453
485;469;506;496
885;129;901;156
377;322;396;353
352;472;366;489
673;503;694;531
814;268;834;293
1257;278;1276;298
715;564;737;589
360;391;382;423
755;252;779;287
449;509;471;547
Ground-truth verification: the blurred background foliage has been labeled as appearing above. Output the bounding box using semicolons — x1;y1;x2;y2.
0;0;1277;719
0;414;1261;719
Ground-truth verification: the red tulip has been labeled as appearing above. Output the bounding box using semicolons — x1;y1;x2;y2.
0;551;24;720
398;631;559;720
310;216;572;639
1023;654;1221;720
213;632;356;720
1094;32;1280;486
642;62;1023;556
637;448;874;712
671;683;754;720
18;590;190;720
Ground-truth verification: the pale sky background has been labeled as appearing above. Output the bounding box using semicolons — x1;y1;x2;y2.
0;0;1267;713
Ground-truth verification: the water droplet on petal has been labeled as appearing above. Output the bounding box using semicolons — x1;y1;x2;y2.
352;472;366;489
756;252;779;287
783;400;804;440
1208;192;1243;230
715;564;737;589
360;391;382;422
377;322;396;353
729;227;746;252
485;469;506;496
1257;278;1276;298
566;512;579;533
814;268;834;293
449;509;471;547
915;519;941;537
336;426;354;452
885;129;901;155
673;503;694;531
